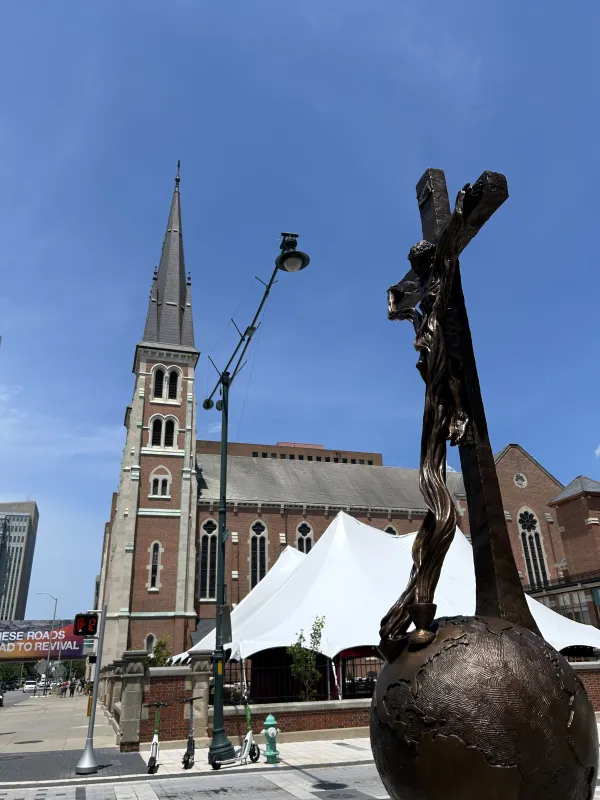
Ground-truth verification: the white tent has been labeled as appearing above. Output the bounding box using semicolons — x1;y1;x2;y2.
171;545;305;664
186;511;600;660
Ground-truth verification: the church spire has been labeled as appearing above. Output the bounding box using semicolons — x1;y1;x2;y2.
141;162;195;348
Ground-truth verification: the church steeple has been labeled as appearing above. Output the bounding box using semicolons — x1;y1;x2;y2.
142;162;195;349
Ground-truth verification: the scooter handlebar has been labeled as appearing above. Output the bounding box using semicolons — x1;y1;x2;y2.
181;696;203;703
143;702;170;708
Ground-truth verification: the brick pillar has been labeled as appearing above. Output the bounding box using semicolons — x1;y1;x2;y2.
119;650;148;752
188;650;212;740
111;659;124;713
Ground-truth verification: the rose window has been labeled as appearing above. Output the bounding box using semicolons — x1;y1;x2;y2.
519;511;537;532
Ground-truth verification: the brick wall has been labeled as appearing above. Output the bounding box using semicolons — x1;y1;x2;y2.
139;672;190;743
208;699;371;740
572;663;600;710
556;496;600;574
493;446;565;584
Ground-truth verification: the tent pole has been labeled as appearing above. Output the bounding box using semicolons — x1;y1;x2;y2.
332;658;341;700
241;658;248;698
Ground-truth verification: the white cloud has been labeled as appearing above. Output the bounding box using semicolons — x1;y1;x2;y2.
595;444;600;458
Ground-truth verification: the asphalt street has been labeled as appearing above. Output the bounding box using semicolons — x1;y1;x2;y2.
1;691;28;710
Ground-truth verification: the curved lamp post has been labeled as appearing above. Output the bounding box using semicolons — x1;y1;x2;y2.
37;592;57;695
204;233;310;766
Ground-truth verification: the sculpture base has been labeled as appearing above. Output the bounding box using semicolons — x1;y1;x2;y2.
370;616;598;800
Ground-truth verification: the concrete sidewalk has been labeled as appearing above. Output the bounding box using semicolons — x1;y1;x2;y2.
141;736;375;776
0;695;116;753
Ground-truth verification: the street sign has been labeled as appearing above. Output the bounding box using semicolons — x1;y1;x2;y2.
55;663;66;679
83;638;96;654
73;613;99;637
35;659;48;676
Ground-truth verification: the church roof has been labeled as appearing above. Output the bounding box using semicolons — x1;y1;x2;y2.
196;454;464;512
140;163;196;350
550;476;600;505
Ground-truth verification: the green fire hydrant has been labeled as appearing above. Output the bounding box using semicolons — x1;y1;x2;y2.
261;713;280;764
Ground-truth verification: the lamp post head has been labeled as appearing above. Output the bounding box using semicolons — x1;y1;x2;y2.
275;232;310;273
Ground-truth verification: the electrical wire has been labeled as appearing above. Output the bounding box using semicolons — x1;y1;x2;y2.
235;297;268;440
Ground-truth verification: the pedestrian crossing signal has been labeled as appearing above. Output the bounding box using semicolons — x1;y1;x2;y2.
73;613;98;636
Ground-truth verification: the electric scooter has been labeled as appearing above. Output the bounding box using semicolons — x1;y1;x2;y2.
144;701;170;774
181;695;203;769
209;693;260;770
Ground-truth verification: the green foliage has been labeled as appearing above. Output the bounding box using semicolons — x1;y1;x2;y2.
150;636;172;667
286;616;325;702
0;663;20;682
69;660;87;679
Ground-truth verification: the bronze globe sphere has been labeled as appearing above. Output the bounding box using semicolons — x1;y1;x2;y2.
370;616;598;800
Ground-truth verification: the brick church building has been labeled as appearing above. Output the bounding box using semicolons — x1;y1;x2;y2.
96;173;600;665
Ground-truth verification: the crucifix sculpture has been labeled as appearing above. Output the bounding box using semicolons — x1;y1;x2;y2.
369;169;598;800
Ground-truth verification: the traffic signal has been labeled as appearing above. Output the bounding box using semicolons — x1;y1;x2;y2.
73;613;99;637
88;655;97;664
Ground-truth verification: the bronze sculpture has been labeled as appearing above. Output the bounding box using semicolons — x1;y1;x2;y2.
369;169;598;799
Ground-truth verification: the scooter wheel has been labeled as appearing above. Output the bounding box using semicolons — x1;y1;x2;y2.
249;744;260;763
182;753;190;769
210;756;221;770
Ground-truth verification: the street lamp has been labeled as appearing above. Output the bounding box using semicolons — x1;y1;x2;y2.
37;592;57;696
204;233;310;767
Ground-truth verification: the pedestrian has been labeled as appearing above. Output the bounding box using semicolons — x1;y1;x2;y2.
79;678;85;694
69;679;76;698
60;680;68;698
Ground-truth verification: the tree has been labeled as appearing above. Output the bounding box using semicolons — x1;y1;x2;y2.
149;636;172;667
286;616;325;702
69;659;87;679
0;663;20;682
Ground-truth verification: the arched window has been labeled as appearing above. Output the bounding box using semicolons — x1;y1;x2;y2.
151;418;163;446
297;522;313;554
251;521;267;589
150;543;160;588
168;370;179;400
149;467;171;498
518;509;549;588
148;541;162;591
145;633;156;653
164;419;175;448
153;369;164;399
385;526;397;536
199;520;218;600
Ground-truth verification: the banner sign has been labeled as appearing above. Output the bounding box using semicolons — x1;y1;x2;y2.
0;620;84;661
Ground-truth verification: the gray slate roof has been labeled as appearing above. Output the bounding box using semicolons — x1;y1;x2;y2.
197;455;464;511
551;476;600;505
142;167;195;348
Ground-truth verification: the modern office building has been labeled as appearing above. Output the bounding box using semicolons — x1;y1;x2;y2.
0;502;39;620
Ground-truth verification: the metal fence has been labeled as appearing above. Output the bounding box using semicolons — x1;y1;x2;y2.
209;648;385;705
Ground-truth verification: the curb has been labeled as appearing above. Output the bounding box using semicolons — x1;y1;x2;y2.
0;757;374;790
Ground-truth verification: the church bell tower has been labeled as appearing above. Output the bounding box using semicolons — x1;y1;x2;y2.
100;164;199;664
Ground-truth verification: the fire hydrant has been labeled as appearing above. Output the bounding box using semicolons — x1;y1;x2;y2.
262;713;280;764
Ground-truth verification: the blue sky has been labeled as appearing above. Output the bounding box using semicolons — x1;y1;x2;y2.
0;2;598;619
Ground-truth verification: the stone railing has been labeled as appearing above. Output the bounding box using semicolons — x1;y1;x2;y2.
100;649;212;752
